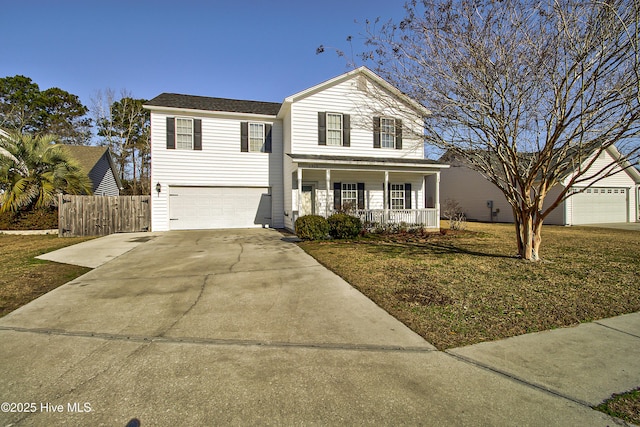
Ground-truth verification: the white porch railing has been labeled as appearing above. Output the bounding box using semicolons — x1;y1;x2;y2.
352;209;439;228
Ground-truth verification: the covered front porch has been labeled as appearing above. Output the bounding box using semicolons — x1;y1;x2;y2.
286;154;448;230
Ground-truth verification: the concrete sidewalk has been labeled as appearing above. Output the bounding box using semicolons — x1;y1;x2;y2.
0;229;638;426
36;232;161;268
449;312;640;408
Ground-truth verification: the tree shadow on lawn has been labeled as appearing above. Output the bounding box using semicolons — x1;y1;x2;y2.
355;239;517;260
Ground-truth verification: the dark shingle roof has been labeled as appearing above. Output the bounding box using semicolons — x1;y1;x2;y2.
145;93;281;116
58;145;108;173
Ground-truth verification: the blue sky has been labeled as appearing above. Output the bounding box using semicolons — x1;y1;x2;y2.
1;0;407;108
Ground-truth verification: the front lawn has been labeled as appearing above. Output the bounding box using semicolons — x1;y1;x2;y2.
298;222;640;350
0;234;93;317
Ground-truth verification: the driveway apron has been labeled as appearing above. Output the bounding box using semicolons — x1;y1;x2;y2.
0;229;620;426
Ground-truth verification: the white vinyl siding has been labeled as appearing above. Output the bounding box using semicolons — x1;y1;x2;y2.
289;78;424;158
176;118;193;150
327;113;343;146
381;118;395;149
150;111;283;231
440;165;567;225
249;123;265;152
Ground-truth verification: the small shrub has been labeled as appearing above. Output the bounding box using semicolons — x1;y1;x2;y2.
442;199;467;231
295;215;329;240
328;213;362;239
0;208;58;230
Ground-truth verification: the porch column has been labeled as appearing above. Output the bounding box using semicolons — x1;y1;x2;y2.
384;170;389;222
326;169;331;218
435;172;441;228
297;167;303;216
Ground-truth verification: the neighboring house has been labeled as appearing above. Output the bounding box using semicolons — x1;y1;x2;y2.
59;145;122;196
440;146;640;225
144;66;448;232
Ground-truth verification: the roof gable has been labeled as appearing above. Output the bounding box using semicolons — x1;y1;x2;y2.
145;93;281;116
283;67;431;117
58;145;108;173
143;67;429;120
58;145;123;190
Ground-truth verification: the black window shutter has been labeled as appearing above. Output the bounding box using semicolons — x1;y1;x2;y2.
265;123;272;153
404;183;412;209
194;119;202;150
396;119;403;149
357;182;365;209
240;122;249;152
318;112;326;145
333;182;341;210
373;116;381;148
343;114;350;147
166;117;175;149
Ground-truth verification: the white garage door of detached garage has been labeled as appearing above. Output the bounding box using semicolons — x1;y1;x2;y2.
169;186;271;230
570;187;628;225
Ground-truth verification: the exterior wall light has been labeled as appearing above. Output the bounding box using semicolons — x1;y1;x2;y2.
156;182;161;197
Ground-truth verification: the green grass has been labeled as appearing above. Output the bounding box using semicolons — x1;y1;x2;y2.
0;234;93;317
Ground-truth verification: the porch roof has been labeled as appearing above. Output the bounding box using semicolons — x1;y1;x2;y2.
287;153;449;171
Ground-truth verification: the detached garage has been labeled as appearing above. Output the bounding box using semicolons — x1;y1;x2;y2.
169;186;272;230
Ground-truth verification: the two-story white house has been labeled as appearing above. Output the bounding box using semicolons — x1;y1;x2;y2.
144;67;448;232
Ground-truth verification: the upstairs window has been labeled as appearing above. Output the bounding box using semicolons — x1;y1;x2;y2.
373;116;402;149
176;118;194;150
249;123;265;152
380;118;396;148
166;117;201;150
240;122;272;153
327;113;343;146
318;112;350;146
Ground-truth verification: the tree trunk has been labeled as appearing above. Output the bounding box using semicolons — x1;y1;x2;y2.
513;207;539;261
513;206;524;256
131;149;137;195
532;217;543;261
522;214;533;260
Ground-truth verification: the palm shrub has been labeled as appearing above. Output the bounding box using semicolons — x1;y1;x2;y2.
0;131;93;213
328;213;362;239
295;215;330;240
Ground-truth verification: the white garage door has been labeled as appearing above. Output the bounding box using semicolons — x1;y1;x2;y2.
570;187;627;225
169;186;271;230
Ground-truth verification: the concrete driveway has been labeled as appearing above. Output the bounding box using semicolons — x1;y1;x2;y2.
0;229;627;425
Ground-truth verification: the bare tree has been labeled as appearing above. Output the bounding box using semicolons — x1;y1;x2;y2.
92;89;150;195
358;0;640;260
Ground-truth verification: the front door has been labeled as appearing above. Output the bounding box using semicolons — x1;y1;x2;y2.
301;184;315;216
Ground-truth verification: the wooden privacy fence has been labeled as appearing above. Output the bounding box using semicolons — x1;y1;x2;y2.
58;195;151;237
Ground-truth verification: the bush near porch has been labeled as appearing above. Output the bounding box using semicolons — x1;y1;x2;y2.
298;222;640;350
295;215;330;240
